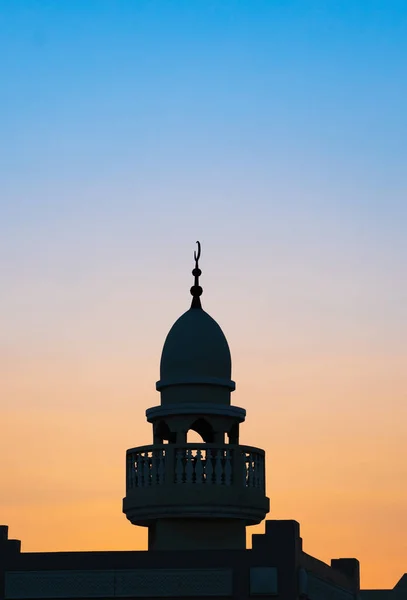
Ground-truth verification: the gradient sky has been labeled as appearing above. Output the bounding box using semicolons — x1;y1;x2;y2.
1;0;407;589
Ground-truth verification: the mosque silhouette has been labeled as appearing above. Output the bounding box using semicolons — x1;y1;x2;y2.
1;243;405;599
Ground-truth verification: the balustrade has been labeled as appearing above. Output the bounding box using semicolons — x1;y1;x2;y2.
126;444;265;491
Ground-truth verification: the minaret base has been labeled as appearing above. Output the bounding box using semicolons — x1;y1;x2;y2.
148;518;246;551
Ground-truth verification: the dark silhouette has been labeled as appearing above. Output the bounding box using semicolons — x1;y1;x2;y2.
1;243;403;599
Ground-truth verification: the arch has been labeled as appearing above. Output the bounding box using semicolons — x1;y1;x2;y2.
154;420;176;444
186;418;214;443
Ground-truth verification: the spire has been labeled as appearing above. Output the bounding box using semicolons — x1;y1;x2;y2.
190;241;203;309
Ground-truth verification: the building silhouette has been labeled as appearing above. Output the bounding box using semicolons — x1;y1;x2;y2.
1;244;405;599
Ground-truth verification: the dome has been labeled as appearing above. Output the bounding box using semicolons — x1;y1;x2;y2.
156;308;235;392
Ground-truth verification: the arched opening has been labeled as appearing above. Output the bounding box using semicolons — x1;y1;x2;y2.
186;429;206;444
186;418;215;444
154;420;176;444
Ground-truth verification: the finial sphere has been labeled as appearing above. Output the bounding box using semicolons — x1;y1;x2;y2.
190;285;203;297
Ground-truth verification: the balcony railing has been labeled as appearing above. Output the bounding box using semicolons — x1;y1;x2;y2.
126;444;265;492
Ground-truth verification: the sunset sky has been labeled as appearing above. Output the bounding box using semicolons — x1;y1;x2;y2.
1;0;407;589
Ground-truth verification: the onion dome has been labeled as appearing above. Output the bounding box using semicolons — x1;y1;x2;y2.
156;242;235;403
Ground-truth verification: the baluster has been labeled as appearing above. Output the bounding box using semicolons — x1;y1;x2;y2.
151;451;158;485
257;454;262;488
253;453;258;488
259;454;265;490
126;454;131;488
248;453;255;487
134;456;138;488
165;445;175;484
158;449;165;484
243;453;248;486
175;449;183;483
185;449;193;483
195;449;203;483
136;454;143;487
256;454;261;488
205;449;213;484
143;452;150;486
130;454;137;488
215;449;222;485
224;449;232;486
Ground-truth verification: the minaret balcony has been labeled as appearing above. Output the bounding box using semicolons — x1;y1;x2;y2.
123;443;269;527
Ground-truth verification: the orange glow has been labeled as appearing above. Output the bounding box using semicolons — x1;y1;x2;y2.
2;349;406;589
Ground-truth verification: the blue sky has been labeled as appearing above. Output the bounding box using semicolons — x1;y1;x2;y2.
1;0;406;356
2;0;407;191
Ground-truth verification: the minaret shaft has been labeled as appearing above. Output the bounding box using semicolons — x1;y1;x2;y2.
123;242;269;550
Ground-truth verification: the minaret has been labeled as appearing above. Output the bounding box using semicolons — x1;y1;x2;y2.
123;243;269;551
